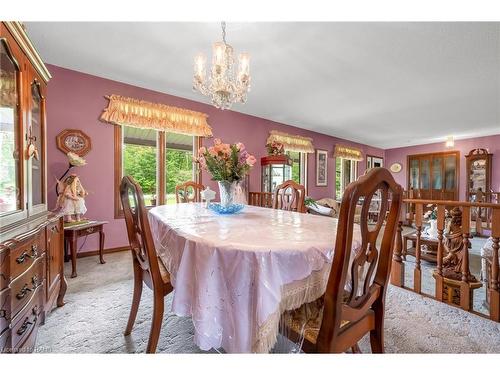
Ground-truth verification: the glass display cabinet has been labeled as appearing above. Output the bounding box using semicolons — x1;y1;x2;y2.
466;148;493;201
0;21;66;355
261;155;292;193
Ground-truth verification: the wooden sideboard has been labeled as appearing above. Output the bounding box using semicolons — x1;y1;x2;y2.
0;214;66;353
1;22;66;353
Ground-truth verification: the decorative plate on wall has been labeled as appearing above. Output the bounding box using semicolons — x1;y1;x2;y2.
389;162;402;173
56;129;92;156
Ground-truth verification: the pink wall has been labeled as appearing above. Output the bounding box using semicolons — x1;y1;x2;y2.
46;65;383;252
385;135;500;201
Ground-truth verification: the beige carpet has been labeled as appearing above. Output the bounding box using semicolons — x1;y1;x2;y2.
37;252;500;353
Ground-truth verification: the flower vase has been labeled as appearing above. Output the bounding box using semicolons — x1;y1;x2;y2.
426;219;438;238
218;181;237;207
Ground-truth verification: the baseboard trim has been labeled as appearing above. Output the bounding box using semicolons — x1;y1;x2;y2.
76;246;130;259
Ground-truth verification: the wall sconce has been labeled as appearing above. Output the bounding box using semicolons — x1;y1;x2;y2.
445;136;454;148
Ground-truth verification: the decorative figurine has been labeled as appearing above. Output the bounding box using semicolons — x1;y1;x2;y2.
200;186;216;208
442;207;477;282
56;174;88;222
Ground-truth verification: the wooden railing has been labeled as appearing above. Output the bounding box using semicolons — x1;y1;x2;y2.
469;191;500;236
391;198;500;322
248;191;308;213
248;192;274;208
404;190;500;237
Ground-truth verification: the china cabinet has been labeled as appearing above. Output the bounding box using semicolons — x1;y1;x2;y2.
0;21;65;354
261;155;292;193
465;148;493;201
407;151;459;201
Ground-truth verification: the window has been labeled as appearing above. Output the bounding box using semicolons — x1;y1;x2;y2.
335;158;357;198
286;150;307;188
123;126;158;206
114;126;199;217
165;132;195;204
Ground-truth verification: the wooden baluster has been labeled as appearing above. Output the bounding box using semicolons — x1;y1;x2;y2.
476;206;483;236
391;221;405;287
414;203;423;294
435;205;445;301
490;208;500;322
460;206;471;311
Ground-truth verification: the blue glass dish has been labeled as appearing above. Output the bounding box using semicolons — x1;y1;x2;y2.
208;203;245;215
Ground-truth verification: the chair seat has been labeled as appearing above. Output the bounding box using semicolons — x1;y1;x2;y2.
284;295;349;345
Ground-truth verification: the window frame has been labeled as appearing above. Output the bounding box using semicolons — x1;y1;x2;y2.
113;125;201;218
285;150;308;193
335;157;358;199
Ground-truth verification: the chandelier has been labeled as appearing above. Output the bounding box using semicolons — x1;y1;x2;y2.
192;22;251;110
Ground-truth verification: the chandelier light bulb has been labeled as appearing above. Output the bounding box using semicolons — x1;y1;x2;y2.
194;53;206;80
238;53;250;81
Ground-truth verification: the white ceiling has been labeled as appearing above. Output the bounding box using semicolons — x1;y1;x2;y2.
25;22;500;149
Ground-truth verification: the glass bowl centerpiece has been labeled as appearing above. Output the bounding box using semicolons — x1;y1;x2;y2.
197;138;256;209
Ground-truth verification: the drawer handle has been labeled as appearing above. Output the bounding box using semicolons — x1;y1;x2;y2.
0;273;5;280
15;305;38;335
16;315;36;335
0;309;6;319
16;284;33;300
86;228;94;234
16;245;38;264
32;275;41;288
16;317;32;335
16;276;41;300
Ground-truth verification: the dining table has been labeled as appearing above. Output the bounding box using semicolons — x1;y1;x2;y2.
148;203;362;353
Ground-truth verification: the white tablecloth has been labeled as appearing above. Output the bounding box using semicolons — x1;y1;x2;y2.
148;203;360;353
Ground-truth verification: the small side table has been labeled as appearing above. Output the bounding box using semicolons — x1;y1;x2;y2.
64;220;108;278
403;231;439;263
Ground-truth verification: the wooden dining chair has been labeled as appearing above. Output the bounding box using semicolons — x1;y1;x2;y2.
283;167;402;353
120;176;173;353
273;180;307;213
175;181;205;203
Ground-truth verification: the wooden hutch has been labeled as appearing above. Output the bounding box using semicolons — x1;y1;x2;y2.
0;22;66;353
407;151;460;201
465;148;493;201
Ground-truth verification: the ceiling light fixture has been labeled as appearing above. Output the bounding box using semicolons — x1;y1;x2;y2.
193;22;251;110
445;136;455;148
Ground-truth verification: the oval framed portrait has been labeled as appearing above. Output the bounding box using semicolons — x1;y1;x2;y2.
390;162;402;173
56;129;91;156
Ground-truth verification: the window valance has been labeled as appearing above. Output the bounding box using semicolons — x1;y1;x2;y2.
266;130;315;153
334;144;363;161
100;95;213;137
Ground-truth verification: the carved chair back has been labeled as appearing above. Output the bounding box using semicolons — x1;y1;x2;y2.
273;180;306;213
316;167;402;352
175;181;205;203
120;176;163;289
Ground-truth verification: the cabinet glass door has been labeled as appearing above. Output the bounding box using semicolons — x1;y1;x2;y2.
29;81;45;207
0;40;21;215
409;158;419;189
443;155;457;200
432;156;443;199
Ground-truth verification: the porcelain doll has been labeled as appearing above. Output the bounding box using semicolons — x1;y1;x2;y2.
56;174;88;222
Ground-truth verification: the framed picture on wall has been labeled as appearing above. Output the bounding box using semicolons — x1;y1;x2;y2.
316;149;328;186
366;155;384;170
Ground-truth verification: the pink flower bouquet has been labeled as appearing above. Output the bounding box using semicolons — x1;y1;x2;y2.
197;139;256;183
